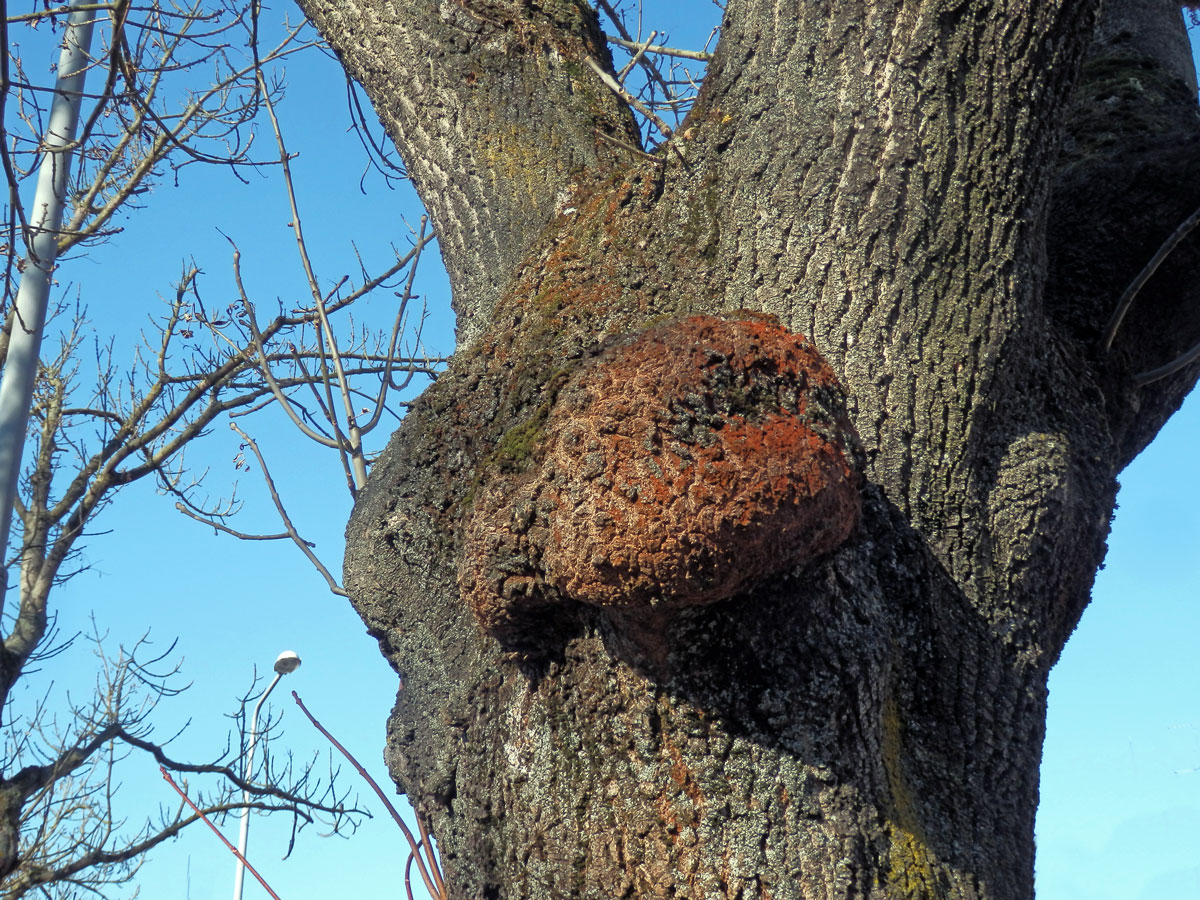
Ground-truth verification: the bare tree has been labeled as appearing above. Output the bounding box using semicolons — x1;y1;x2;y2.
294;1;1200;898
0;2;443;895
2;627;358;900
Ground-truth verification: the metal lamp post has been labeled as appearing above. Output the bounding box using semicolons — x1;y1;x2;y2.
232;651;301;900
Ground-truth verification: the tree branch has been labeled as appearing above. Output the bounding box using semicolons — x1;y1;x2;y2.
228;423;347;597
159;768;284;900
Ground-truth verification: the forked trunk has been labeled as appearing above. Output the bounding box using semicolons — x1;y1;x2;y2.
298;1;1200;897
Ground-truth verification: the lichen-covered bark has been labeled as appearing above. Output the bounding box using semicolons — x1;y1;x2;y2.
459;313;864;656
305;0;1200;897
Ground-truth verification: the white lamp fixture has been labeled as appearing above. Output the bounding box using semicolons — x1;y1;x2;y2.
232;651;302;900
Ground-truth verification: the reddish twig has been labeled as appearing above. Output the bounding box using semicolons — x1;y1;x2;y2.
292;692;446;900
158;767;284;900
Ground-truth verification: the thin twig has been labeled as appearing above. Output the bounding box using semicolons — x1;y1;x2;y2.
594;128;664;163
415;814;445;898
292;692;446;900
606;33;712;62
4;3;118;25
362;216;433;428
159;767;284;900
228;422;347;597
173;503;295;542
228;241;342;452
253;42;369;491
584;55;673;138
595;0;676;102
617;30;657;82
405;851;418;900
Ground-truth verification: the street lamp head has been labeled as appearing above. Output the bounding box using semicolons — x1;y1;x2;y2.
237;650;301;900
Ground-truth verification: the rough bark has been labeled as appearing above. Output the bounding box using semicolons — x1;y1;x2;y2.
297;0;640;345
299;1;1200;898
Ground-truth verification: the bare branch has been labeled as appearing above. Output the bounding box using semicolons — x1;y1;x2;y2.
2;630;362;897
584;55;674;139
159;768;284;900
594;127;664;163
360;216;433;433
172;503;295;542
254;51;369;490
293;692;445;900
605;33;713;62
228;422;347;597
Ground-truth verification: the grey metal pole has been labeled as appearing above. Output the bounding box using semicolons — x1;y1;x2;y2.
0;1;96;601
233;652;300;900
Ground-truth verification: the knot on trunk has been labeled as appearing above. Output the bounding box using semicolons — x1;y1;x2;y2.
459;314;862;652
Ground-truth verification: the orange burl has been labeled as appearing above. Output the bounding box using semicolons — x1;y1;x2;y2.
459;314;862;646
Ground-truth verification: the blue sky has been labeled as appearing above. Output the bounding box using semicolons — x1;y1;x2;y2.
5;4;1197;899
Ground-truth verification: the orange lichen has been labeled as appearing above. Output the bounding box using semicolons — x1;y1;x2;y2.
458;314;862;646
541;315;860;608
666;739;704;808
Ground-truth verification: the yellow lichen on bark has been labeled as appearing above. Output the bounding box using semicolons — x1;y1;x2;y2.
880;693;945;899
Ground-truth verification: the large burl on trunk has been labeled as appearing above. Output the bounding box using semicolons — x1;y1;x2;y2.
298;1;1200;897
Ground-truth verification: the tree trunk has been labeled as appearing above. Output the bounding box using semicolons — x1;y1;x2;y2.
297;1;1200;897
